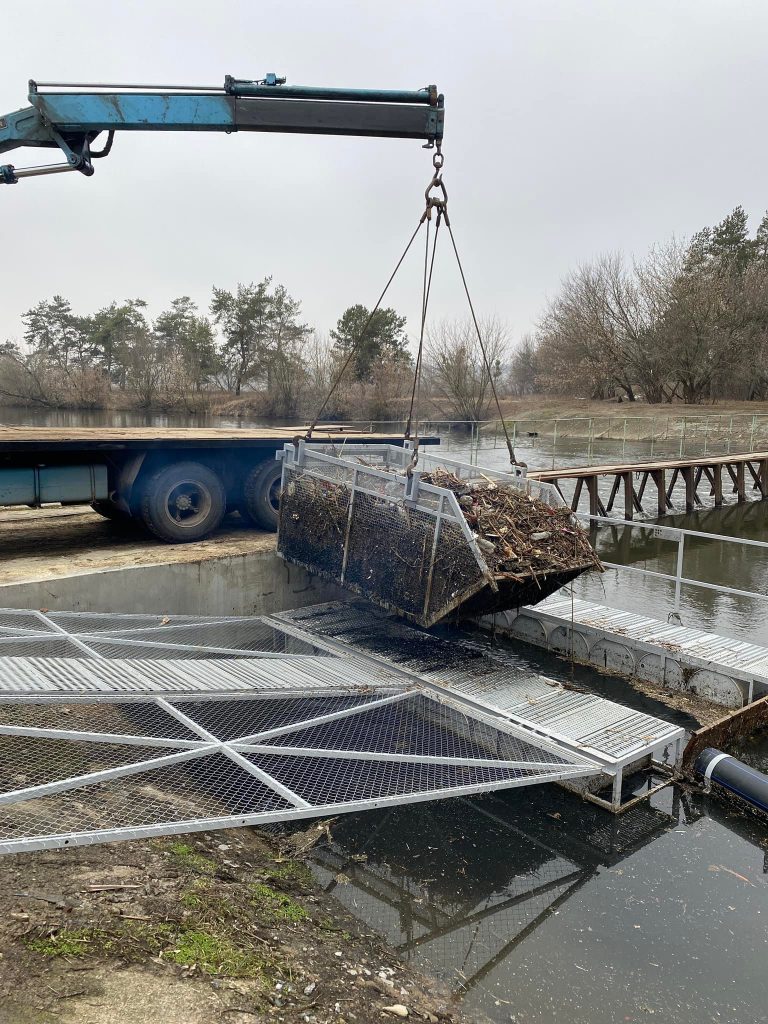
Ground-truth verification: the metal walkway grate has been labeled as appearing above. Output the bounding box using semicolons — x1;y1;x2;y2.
275;603;684;770
0;608;600;854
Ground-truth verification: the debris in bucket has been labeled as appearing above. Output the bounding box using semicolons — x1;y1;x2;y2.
420;469;602;581
277;444;601;627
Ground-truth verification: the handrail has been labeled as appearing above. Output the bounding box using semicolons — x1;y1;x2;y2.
573;512;768;611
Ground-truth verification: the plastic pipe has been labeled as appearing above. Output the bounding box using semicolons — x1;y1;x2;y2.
695;747;768;815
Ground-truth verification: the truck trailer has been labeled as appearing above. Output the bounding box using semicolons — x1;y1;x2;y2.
0;425;427;542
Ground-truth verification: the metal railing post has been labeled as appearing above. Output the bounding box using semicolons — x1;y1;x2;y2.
674;533;685;612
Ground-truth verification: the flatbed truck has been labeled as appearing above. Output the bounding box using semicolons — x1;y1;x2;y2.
0;426;425;542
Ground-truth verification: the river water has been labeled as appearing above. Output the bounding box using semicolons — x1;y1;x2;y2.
3;407;768;1023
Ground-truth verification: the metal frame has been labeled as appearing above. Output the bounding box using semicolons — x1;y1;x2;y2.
275;603;685;813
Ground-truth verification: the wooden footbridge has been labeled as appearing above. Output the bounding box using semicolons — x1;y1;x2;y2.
529;451;768;519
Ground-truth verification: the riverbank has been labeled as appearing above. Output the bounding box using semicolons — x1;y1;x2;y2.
0;826;476;1024
487;397;768;446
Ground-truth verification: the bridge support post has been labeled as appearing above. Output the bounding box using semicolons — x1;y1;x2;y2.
713;464;723;507
587;477;599;518
737;462;746;503
682;466;695;513
623;472;634;521
651;469;665;517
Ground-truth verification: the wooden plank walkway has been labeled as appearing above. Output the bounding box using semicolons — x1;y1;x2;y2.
528;451;768;518
0;425;403;443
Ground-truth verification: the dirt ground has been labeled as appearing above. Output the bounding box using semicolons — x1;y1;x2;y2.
0;508;276;586
0;825;479;1024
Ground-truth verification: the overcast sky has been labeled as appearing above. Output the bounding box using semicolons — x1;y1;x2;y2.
3;0;768;351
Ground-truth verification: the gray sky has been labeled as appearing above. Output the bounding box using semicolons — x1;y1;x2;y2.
3;0;768;351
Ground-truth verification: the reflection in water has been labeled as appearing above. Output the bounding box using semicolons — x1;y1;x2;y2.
311;784;768;1023
574;501;768;645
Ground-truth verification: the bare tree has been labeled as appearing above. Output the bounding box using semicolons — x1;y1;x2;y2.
425;317;509;423
508;333;540;395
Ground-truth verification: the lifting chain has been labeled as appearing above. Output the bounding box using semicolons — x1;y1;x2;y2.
404;146;447;477
421;144;449;229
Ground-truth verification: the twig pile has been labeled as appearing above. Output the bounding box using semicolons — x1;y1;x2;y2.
421;469;602;581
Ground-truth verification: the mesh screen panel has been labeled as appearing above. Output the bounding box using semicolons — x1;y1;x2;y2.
0;606;604;854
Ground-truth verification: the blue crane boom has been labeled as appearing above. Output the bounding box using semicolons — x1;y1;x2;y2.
0;74;444;184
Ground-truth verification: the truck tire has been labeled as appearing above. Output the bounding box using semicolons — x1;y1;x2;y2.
139;461;225;543
242;459;283;531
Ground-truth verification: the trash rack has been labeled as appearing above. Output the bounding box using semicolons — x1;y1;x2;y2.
277;442;598;629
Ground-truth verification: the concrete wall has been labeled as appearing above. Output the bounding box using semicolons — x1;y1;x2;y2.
486;608;755;709
0;549;343;617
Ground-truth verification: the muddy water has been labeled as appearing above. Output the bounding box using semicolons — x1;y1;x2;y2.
311;782;768;1024
309;629;768;1024
5;408;768;1022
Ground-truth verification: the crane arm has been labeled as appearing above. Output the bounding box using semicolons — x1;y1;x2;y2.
0;74;444;184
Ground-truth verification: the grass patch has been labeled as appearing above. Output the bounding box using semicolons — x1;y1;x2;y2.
168;842;217;874
26;922;178;963
180;877;213;909
25;927;109;958
26;921;268;980
163;928;267;978
250;883;309;924
267;860;313;887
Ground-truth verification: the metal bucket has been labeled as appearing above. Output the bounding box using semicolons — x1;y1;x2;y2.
276;442;595;628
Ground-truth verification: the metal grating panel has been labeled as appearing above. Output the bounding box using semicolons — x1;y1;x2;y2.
0;689;597;854
277;602;684;768
0;607;601;853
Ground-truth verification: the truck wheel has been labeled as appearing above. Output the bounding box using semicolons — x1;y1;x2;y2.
140;461;225;543
242;460;283;531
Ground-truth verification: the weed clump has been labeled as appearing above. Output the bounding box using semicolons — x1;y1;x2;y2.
250;883;309;924
266;860;314;887
168;842;217;874
26;927;107;958
163;928;268;978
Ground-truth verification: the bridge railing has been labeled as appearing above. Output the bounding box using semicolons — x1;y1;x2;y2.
573;512;768;613
351;414;768;467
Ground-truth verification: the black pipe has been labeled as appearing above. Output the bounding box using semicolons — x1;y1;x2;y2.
695;747;768;815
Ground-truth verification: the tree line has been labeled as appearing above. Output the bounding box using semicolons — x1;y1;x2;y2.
13;207;754;423
512;206;768;404
0;283;425;419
